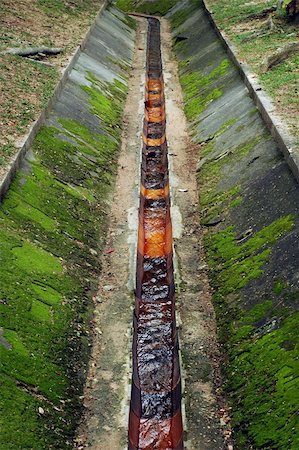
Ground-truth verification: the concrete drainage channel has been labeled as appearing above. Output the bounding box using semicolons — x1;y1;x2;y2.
1;1;298;450
0;5;137;450
128;17;183;449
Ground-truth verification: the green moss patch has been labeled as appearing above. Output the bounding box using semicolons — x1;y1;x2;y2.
82;76;127;139
173;2;299;448
197;126;266;225
227;310;299;449
169;0;198;28
12;241;62;274
205;215;295;297
116;0;178;15
180;59;230;120
204;215;297;448
0;68;129;450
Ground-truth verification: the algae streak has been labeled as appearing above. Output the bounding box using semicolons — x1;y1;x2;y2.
180;59;229;120
168;0;299;448
0;5;135;449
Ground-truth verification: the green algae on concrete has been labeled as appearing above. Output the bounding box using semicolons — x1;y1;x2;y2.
180;59;230;121
204;214;298;450
200;185;241;224
0;5;135;448
169;0;198;28
199;133;266;213
169;1;299;448
205;215;295;297
0;220;87;448
82;77;128;138
227;310;299;449
116;0;178;15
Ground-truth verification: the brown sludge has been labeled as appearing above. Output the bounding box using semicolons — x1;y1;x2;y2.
128;17;184;450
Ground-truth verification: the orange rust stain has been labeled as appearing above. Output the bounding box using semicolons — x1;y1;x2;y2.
137;220;172;257
129;411;183;449
140;184;169;199
143;135;166;146
165;222;173;254
147;79;164;91
145;108;166;123
144;243;165;258
145;92;164;103
145;88;163;96
138;412;183;449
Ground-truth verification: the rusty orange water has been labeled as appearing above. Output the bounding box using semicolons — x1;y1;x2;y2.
128;17;184;450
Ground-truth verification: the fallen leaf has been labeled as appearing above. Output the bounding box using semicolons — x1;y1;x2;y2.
104;247;114;254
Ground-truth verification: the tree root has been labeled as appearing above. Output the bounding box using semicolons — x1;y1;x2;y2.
262;41;299;71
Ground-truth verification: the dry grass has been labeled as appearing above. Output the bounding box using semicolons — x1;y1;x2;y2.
0;0;104;172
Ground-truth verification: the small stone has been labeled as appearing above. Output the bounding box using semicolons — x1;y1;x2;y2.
103;285;114;291
38;407;45;415
89;248;98;256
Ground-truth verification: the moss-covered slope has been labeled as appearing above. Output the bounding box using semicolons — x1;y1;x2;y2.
167;1;299;448
0;6;135;449
115;0;179;15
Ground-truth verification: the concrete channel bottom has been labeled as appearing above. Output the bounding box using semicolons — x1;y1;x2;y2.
128;18;184;450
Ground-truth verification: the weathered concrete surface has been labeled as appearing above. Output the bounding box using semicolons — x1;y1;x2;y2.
167;1;299;449
161;18;228;450
75;17;146;450
0;5;135;449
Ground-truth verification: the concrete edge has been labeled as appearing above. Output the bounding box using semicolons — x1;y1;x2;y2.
202;0;299;183
0;0;109;202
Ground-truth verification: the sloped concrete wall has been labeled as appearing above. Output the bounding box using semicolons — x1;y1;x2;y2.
167;1;299;449
0;5;135;449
